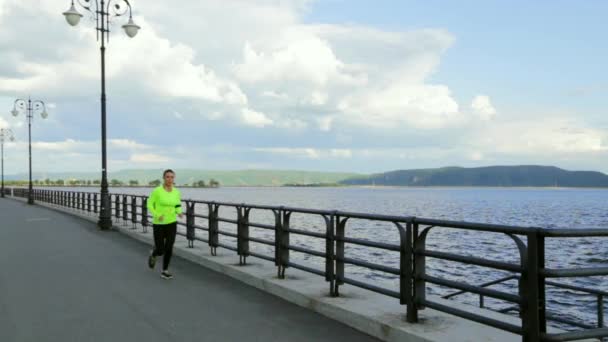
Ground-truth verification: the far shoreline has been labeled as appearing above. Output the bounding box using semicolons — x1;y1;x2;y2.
6;184;608;190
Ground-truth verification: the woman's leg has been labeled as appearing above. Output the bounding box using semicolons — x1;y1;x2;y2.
153;224;165;256
162;222;177;271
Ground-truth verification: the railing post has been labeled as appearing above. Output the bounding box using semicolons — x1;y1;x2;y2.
122;195;128;225
404;221;417;322
523;231;544;342
326;213;336;296
93;193;98;213
334;215;347;296
131;196;137;228
115;195;120;220
278;210;291;279
273;208;283;270
186;201;195;248
141;197;148;233
237;206;251;265
87;193;91;212
208;203;219;256
414;221;427;317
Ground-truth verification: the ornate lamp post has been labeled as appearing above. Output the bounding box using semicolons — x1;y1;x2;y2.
62;0;140;230
11;98;48;205
0;128;15;198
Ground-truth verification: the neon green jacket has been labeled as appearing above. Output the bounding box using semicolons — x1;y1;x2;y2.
147;186;182;225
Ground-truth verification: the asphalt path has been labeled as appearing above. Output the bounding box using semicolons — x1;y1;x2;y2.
0;198;378;342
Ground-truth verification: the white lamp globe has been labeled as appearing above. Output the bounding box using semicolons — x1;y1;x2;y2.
122;17;140;38
63;4;83;27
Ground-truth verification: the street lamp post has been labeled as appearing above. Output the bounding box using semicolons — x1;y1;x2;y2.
63;0;140;230
0;128;15;198
11;98;48;205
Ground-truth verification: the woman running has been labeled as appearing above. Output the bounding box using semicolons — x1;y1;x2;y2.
147;169;183;279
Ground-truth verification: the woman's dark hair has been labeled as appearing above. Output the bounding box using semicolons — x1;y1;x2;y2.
163;169;175;177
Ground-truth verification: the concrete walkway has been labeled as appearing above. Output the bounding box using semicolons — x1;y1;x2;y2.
0;199;378;342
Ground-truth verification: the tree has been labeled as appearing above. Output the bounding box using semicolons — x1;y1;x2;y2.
56;179;65;186
129;180;139;186
87;180;92;186
110;179;122;186
193;180;206;187
149;179;161;187
93;180;101;185
209;179;220;188
44;178;51;186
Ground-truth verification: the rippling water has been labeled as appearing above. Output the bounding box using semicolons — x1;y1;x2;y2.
58;186;608;331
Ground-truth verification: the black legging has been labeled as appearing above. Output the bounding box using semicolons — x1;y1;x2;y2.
152;222;177;270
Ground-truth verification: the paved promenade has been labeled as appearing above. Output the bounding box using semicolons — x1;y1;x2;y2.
0;199;378;342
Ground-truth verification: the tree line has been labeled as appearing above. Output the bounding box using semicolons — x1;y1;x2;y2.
3;179;221;188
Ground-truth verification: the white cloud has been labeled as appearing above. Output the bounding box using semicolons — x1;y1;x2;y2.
471;95;497;120
241;108;274;127
254;147;352;159
276;117;308;129
469;151;485;161
32;139;87;151
202;111;225;121
310;90;328;105
338;84;461;129
234;30;366;87
130;153;171;163
262;90;289;100
317;116;333;131
0;117;10;129
109;139;150;150
473;118;608;155
330;149;352;158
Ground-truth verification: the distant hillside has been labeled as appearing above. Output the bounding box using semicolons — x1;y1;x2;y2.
5;169;359;187
7;166;608;188
340;166;608;187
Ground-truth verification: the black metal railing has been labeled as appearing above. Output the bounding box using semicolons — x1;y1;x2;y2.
9;188;608;342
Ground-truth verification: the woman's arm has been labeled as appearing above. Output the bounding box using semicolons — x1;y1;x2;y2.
175;190;183;216
147;188;157;217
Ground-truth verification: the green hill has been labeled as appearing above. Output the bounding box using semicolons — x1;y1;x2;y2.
340;165;608;187
6;169;359;187
7;165;608;187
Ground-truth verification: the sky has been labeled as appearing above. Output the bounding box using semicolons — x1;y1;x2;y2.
0;0;607;175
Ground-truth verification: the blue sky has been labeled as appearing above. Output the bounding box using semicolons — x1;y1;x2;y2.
0;0;607;174
307;0;608;112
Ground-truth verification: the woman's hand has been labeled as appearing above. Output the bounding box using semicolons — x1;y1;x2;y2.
158;215;165;222
178;213;184;219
